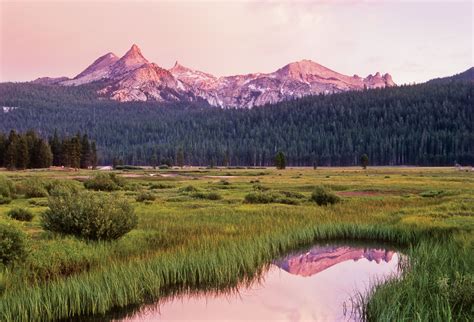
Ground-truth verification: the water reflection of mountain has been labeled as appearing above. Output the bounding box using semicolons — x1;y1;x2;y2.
274;246;395;277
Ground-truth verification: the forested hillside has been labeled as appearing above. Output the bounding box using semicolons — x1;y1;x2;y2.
0;82;472;166
427;67;473;84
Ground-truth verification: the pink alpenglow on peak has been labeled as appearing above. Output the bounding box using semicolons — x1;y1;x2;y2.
74;52;119;80
274;246;396;277
38;44;396;107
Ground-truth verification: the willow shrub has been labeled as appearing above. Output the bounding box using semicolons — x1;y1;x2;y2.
42;189;137;241
84;173;125;192
0;221;29;265
7;208;34;222
0;175;14;204
21;178;48;198
310;186;340;206
135;191;156;202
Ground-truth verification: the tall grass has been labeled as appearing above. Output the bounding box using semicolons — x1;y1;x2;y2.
0;167;472;321
356;238;473;321
0;223;456;321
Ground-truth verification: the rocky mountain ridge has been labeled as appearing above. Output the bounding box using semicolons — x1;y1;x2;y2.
274;246;395;277
33;44;396;108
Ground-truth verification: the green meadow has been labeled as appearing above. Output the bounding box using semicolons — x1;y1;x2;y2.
0;167;473;321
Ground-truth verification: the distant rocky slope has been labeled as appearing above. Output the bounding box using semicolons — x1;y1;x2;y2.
33;44;396;108
274;245;395;277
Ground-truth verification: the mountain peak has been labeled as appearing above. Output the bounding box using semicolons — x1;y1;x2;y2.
56;46;397;107
63;51;119;85
170;61;191;73
123;44;146;60
287;59;325;68
110;44;149;77
276;59;339;81
105;52;118;59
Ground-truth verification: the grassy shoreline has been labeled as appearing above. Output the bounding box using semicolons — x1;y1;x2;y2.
0;167;472;321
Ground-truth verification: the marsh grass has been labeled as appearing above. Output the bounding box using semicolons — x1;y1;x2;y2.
355;238;474;321
0;167;472;321
0;223;453;321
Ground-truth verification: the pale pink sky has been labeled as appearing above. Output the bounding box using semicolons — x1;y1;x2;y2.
0;0;472;84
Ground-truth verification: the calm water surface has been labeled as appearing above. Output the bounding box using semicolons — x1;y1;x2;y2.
118;243;401;322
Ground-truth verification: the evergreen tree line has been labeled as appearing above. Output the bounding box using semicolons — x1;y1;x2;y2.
0;81;472;166
0;130;97;170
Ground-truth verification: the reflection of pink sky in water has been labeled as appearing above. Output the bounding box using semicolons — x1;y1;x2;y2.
122;246;400;322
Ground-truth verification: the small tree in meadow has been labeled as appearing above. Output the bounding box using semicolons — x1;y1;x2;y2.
275;151;286;170
176;148;185;168
360;154;369;169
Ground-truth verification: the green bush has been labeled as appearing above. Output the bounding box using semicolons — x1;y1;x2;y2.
0;176;14;204
8;208;34;222
244;192;278;204
178;185;198;193
20;178;48;198
420;190;444;198
191;192;222;200
206;192;222;200
48;183;80;197
0;195;12;205
84;173;125;191
149;183;173;189
253;183;270;191
279;190;305;199
44;179;78;195
0;222;29;265
42;189;137;240
124;183;140;192
310;186;340;206
136;191;156;202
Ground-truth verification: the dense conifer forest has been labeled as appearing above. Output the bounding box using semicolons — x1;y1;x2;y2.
0;130;97;170
0;81;472;166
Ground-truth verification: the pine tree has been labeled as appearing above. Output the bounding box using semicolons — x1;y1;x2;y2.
275;151;286;170
5;131;18;170
49;130;62;166
176;148;184;168
61;138;71;167
80;134;91;169
360;154;369;169
0;133;6;167
112;157;120;169
16;136;30;170
90;141;98;169
223;150;230;167
25;130;38;168
66;134;82;169
36;140;53;168
150;149;158;169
